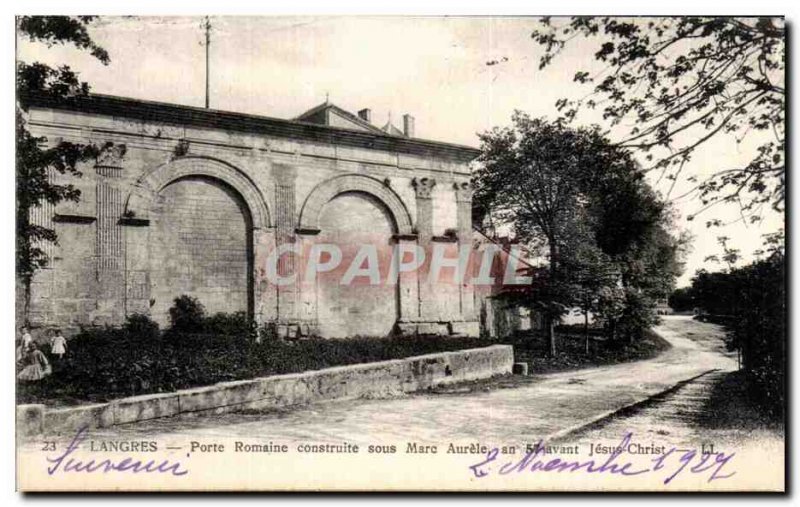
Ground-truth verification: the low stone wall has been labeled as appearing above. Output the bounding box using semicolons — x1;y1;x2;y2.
18;345;513;437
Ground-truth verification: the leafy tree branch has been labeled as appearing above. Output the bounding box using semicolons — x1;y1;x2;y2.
527;16;784;223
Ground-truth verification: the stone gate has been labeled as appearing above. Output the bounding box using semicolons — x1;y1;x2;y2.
22;93;482;338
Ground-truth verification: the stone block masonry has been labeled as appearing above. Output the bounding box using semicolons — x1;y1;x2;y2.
22;93;484;339
17;345;513;437
149;176;252;324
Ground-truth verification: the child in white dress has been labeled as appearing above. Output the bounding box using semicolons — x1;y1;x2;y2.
17;326;33;363
50;329;67;360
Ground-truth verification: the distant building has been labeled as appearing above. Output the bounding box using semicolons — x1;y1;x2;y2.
472;229;546;337
655;298;673;315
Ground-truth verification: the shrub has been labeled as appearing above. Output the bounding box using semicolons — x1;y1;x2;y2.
733;253;785;420
258;322;279;343
617;289;659;343
168;295;205;332
204;311;257;340
16;329;496;404
685;251;785;421
123;313;160;341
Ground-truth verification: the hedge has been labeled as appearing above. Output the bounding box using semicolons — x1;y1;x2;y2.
17;314;493;405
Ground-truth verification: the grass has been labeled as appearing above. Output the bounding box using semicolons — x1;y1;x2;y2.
696;370;784;432
504;326;672;374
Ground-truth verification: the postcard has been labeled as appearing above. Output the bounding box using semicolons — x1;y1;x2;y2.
15;14;785;492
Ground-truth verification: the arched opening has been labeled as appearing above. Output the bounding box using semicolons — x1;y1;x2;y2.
315;191;399;338
148;175;254;326
297;174;413;235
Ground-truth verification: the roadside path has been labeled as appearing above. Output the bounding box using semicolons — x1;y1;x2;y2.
569;370;782;448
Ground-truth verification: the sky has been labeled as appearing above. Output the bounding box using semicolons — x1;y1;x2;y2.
16;15;785;286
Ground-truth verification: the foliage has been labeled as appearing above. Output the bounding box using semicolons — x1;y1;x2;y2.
586;169;666;258
616;289;659;343
618;223;686;299
689;270;739;316
163;296;257;339
475;113;645;254
682;238;784;419
529;17;784;224
123;314;160;341
17;327;497;405
474;114;685;351
203;312;258;341
593;285;626;338
703;235;741;269
668;287;694;312
18;16;110;64
16;16;111;312
732;252;784;419
15;112;103;280
514;327;670;375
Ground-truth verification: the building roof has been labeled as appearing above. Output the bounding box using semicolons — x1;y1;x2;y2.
21;92;481;163
380;121;406;137
294;101;386;135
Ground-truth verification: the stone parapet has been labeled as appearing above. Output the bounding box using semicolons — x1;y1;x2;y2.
17;345;513;437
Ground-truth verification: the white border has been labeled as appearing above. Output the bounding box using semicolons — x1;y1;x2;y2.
3;2;796;504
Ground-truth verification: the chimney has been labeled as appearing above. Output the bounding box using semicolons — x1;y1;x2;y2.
403;114;415;137
358;108;372;123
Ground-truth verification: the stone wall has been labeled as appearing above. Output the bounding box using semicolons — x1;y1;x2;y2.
149;177;252;325
17;345;514;437
315;193;398;337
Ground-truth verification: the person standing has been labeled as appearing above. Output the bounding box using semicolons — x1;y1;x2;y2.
17;343;51;382
17;326;33;362
50;329;67;361
20;326;33;351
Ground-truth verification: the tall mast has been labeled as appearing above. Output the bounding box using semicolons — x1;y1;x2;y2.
203;16;211;109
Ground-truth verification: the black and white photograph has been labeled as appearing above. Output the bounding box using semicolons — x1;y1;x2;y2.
12;9;786;492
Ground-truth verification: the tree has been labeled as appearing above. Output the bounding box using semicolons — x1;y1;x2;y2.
16;16;110;319
618;221;688;342
476;112;687;349
474;113;674;353
703;235;741;270
579;200;687;344
668;286;694;312
690;228;782;319
682;231;785;420
475;114;598;355
559;232;617;353
528;17;784;225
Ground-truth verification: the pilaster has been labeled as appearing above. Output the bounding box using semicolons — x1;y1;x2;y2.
273;163;300;336
454;181;477;327
411;177;436;325
95;144;127;325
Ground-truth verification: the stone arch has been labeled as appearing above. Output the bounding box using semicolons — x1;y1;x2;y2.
147;176;255;324
298;174;413;235
125;156;271;229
